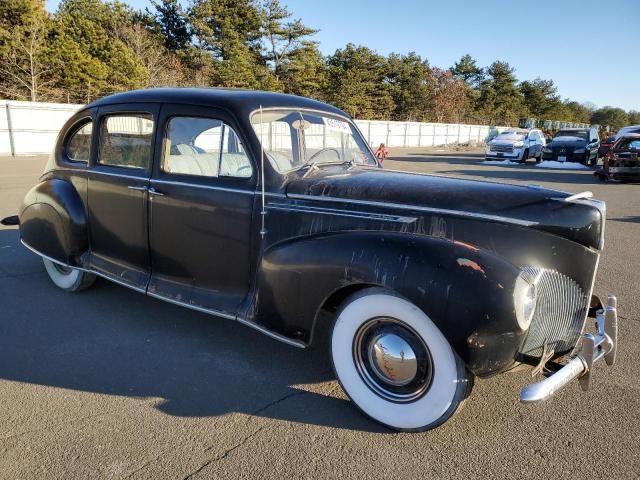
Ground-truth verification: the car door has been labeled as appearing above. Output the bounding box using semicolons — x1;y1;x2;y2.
147;104;257;317
87;104;159;291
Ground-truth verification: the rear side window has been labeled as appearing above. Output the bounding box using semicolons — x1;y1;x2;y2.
163;116;252;178
98;113;154;169
65;121;92;163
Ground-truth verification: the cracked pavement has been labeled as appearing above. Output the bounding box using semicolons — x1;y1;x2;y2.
0;152;638;479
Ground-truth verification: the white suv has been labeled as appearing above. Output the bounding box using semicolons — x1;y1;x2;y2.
485;129;546;163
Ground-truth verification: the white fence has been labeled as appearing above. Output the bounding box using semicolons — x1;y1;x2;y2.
0;100;504;156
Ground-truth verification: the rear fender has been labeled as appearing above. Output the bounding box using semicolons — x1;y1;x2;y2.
243;231;525;375
19;179;88;265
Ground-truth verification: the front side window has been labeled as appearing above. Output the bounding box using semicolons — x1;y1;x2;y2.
65;120;92;163
98;113;154;169
163;117;252;178
250;110;377;173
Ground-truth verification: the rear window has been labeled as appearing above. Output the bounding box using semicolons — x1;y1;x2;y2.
98;113;154;169
65;120;93;163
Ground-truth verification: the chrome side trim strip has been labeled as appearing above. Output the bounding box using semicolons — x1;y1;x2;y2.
20;239;147;293
268;202;417;224
146;291;236;320
150;178;255;195
287;193;537;227
236;317;306;348
21;239;306;349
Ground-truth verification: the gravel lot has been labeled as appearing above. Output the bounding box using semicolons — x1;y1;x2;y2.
0;151;638;479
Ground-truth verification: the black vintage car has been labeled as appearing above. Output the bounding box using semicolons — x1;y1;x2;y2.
597;134;640;182
542;128;600;166
2;88;618;432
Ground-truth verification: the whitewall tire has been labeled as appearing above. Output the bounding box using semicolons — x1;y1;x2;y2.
42;258;96;292
330;289;472;431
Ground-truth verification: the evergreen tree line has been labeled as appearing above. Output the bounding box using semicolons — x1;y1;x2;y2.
1;0;638;129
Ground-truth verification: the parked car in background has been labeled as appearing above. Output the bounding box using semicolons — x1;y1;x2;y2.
598;135;617;157
2;88;618;432
614;125;640;139
541;128;600;166
484;128;545;163
598;134;640;182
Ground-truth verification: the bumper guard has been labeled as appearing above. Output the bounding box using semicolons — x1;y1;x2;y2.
520;294;617;403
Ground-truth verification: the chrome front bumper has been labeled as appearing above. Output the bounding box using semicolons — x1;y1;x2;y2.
520;294;618;403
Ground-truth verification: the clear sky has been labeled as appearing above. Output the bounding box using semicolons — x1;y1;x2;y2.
45;0;640;111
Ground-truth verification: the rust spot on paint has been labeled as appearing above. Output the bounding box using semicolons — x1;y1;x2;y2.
457;258;486;275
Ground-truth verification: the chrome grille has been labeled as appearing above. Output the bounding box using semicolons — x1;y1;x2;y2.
490;144;513;153
519;267;589;358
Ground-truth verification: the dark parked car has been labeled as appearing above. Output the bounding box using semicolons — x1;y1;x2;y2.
597;134;640;182
598;135;617;157
542;128;600;165
2;88;618;432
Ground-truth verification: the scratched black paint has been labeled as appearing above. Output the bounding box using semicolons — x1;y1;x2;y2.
17;88;605;377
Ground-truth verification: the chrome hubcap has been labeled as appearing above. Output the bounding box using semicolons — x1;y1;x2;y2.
353;318;433;403
368;333;417;386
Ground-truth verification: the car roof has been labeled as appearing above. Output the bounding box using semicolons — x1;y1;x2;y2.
617;133;640;139
86;87;348;119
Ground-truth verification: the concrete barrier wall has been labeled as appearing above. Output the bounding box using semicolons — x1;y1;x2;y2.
0;100;506;156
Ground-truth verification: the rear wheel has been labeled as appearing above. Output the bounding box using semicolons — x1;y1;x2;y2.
330;288;473;431
42;258;96;292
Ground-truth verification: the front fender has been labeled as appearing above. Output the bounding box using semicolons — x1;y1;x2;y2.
19;179;88;265
244;231;526;375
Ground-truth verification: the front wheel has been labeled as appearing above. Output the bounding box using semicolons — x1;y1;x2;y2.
520;149;529;163
330;289;473;431
43;258;96;292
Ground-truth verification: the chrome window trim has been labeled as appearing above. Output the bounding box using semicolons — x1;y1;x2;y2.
87;169;148;181
286;193;538;227
150;178;254;195
268;202;417;224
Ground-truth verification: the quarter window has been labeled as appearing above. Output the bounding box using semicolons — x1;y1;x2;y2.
65;120;92;163
163;117;252;178
98;113;154;169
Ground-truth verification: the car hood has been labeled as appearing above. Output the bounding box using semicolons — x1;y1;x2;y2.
285;167;604;249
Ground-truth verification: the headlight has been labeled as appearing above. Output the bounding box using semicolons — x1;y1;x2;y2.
513;141;524;148
574;148;586;153
543;147;552;153
514;273;537;331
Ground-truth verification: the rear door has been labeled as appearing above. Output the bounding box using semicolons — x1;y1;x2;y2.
146;104;257;317
87;104;159;290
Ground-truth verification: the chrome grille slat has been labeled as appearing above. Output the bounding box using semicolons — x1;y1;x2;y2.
490;144;514;153
520;267;588;357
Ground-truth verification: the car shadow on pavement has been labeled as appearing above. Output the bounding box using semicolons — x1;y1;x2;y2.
436;167;600;185
0;229;389;434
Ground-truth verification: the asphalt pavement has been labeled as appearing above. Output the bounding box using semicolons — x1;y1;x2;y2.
0;151;638;479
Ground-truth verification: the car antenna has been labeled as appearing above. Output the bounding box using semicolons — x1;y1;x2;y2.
259;105;267;238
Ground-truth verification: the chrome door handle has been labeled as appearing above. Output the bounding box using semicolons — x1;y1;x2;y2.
148;187;165;196
127;185;148;191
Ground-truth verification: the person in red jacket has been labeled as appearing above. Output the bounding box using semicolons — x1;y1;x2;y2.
375;143;388;164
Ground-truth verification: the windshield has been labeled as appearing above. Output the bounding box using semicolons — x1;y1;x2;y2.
250;110;377;172
555;130;588;140
495;131;526;141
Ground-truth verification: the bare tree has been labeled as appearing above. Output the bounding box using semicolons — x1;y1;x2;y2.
0;12;56;101
112;22;185;87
